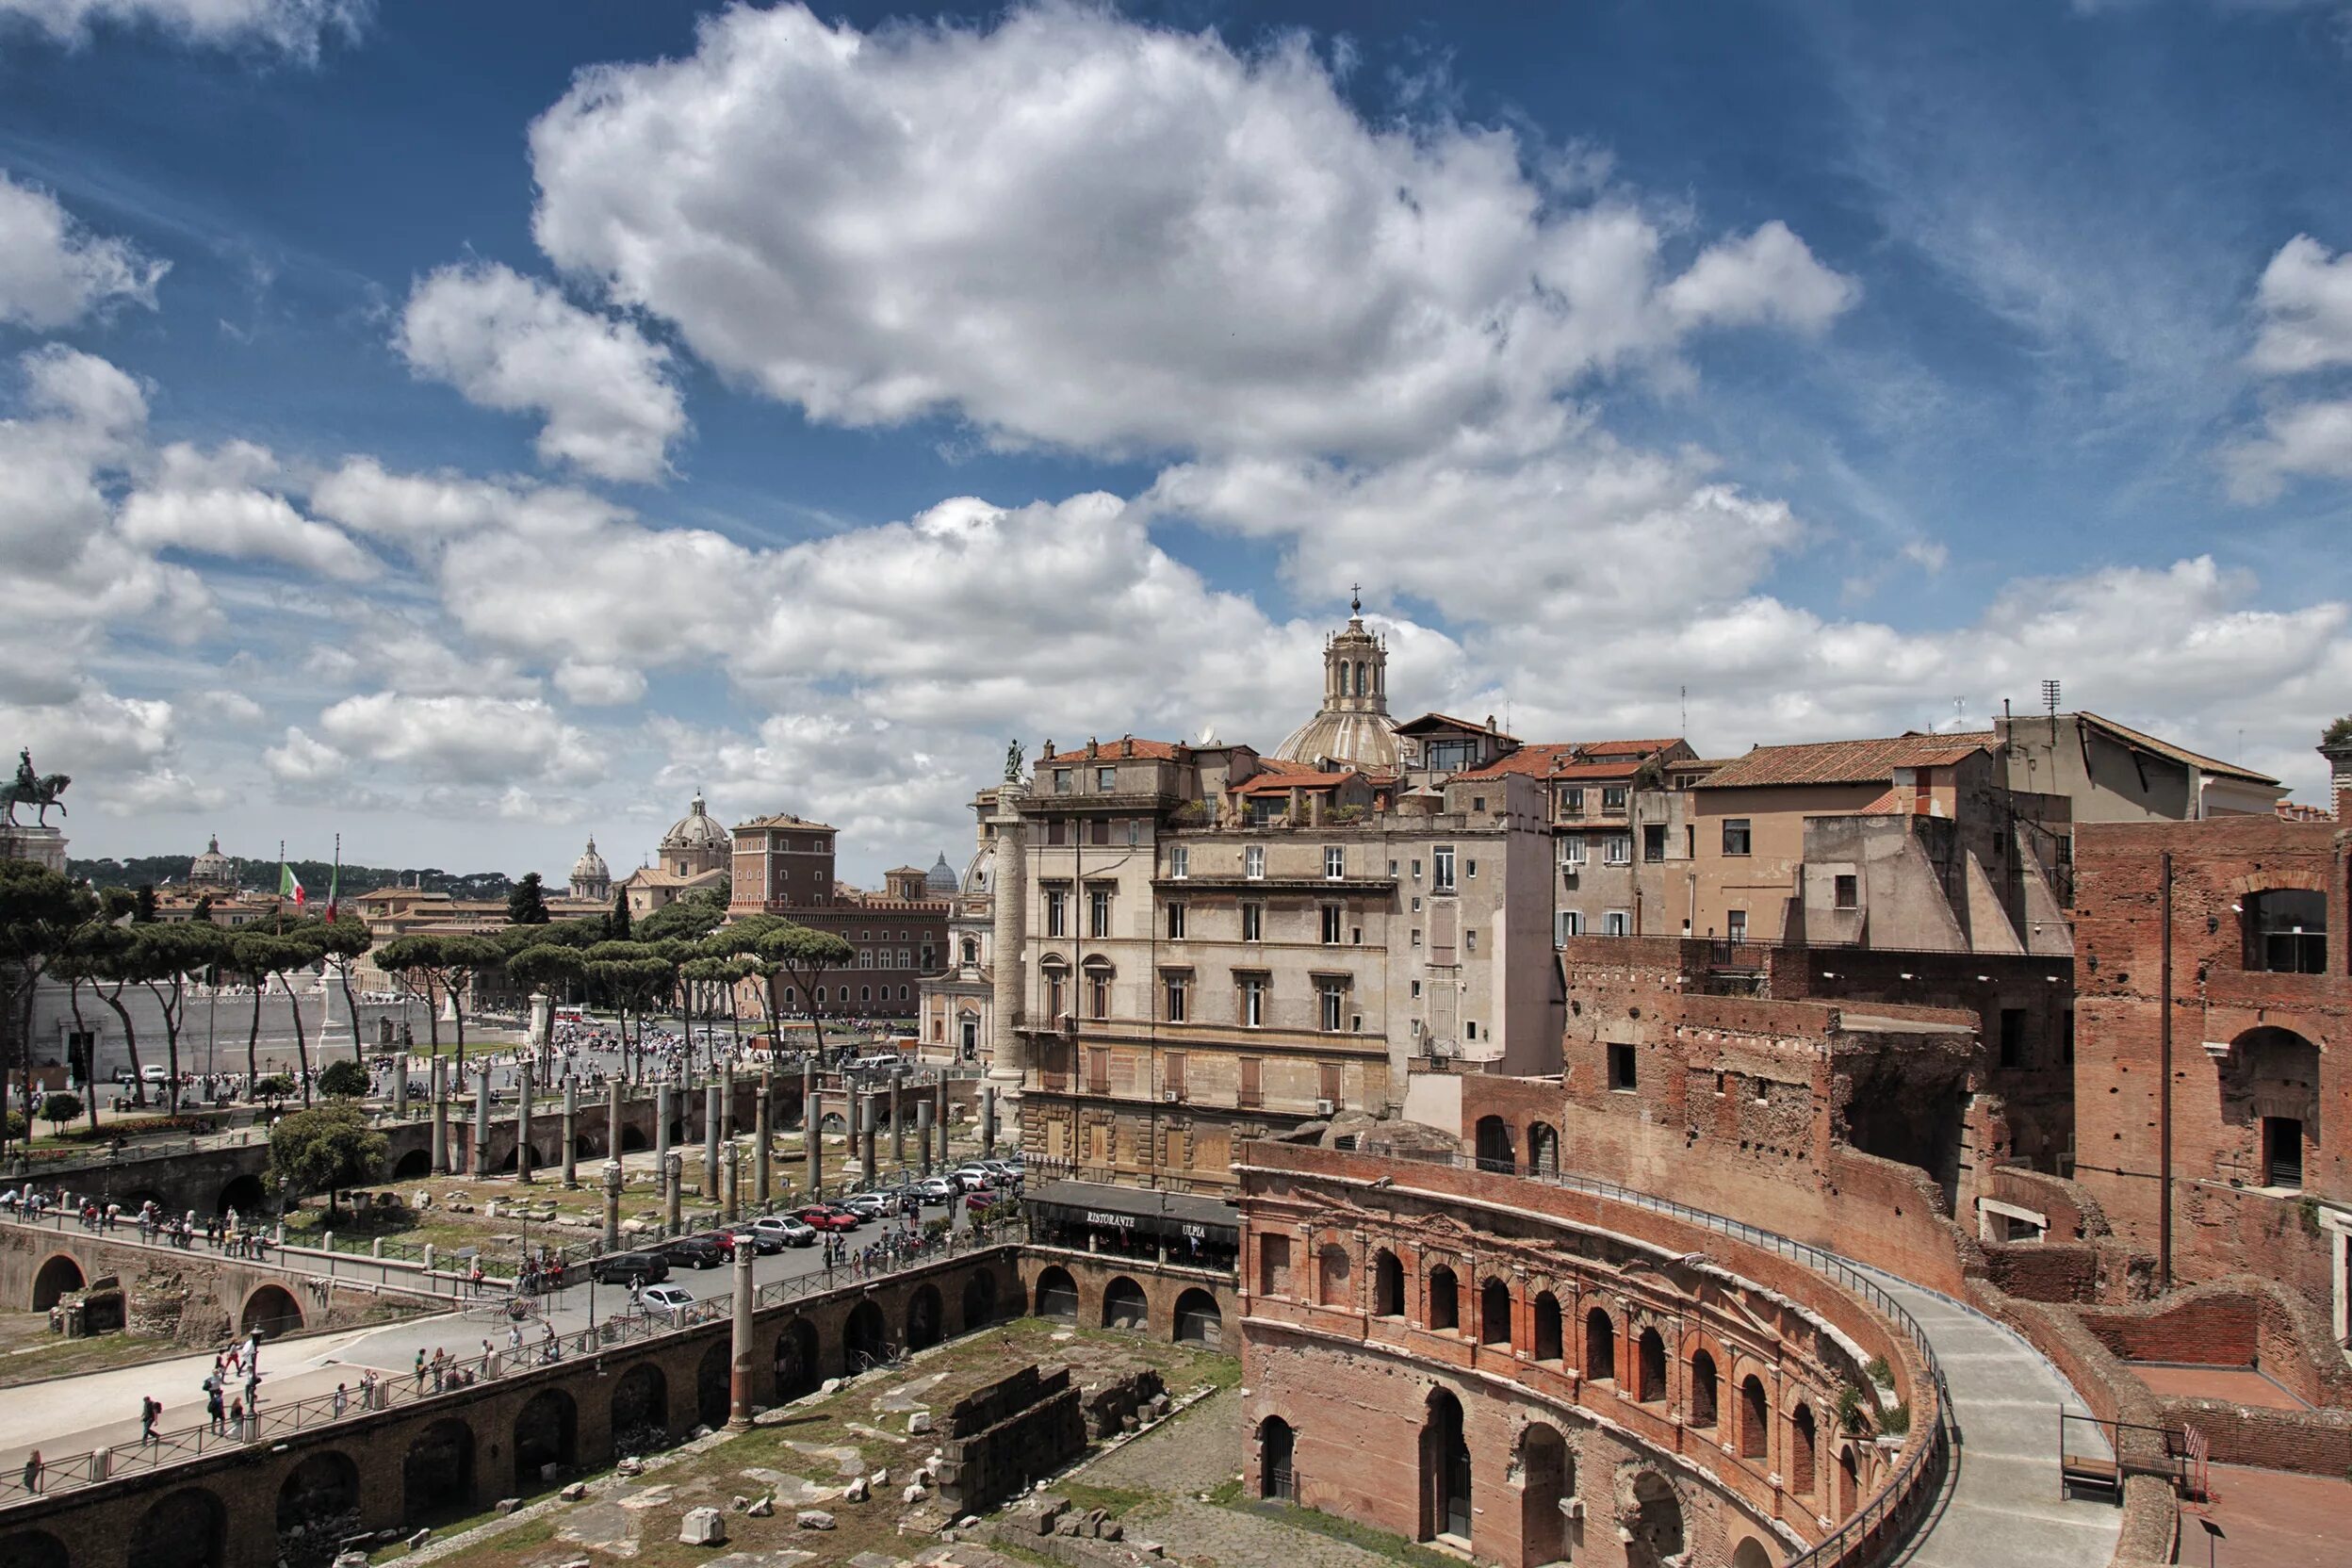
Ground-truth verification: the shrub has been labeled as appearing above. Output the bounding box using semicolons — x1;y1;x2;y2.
1879;1402;1912;1436
318;1060;369;1098
40;1092;81;1132
2325;714;2352;748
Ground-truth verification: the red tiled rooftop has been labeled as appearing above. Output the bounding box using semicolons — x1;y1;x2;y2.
1694;732;1994;790
1452;739;1683;782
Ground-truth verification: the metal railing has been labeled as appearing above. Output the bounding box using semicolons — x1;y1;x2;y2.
0;1210;453;1301
1390;1151;1956;1568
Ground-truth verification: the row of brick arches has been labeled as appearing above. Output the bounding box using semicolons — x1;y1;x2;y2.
1027;1265;1225;1347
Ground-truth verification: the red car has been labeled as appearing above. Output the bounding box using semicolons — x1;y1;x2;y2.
792;1204;860;1232
699;1231;739;1260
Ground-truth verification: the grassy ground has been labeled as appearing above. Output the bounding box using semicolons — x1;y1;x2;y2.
0;1314;194;1388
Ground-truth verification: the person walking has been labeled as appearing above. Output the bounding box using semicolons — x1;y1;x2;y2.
205;1377;225;1435
22;1451;41;1494
413;1348;427;1395
227;1396;245;1442
139;1395;160;1445
332;1382;349;1418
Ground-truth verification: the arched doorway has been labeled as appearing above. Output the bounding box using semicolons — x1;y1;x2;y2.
774;1317;820;1401
276;1450;360;1568
0;1531;66;1568
216;1173;266;1217
241;1284;303;1339
1629;1472;1685;1565
1474;1116;1515;1172
1527;1121;1560;1178
844;1298;890;1370
1789;1403;1818;1497
610;1364;669;1453
1033;1266;1078;1321
1428;1266;1459;1332
960;1269;998;1331
696;1341;730;1429
1533;1292;1563;1362
1739;1376;1770;1460
1838;1444;1861;1517
620;1126;648;1153
906;1283;943;1349
1373;1250;1405;1316
401;1419;475;1524
1173;1287;1222;1348
1637;1328;1668;1402
1690;1349;1720;1429
1259;1415;1297;1501
1584;1307;1615;1382
1420;1389;1472;1544
1102;1276;1148;1331
32;1254;84;1311
392;1149;431;1181
2223;1025;2322;1188
513;1389;577;1487
1731;1539;1776;1568
1478;1279;1511;1347
129;1487;227;1568
1317;1245;1351;1306
1520;1424;1572;1565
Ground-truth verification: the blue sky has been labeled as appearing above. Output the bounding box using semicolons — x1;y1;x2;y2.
3;0;2349;884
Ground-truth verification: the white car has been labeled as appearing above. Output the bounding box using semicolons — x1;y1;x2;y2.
140;1065;167;1084
640;1284;695;1323
950;1166;995;1192
752;1215;818;1248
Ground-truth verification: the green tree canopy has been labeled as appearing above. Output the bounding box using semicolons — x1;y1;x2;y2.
607;884;632;940
0;864;98;1148
507;872;551;925
506;942;587;995
268;1101;386;1217
41;1090;80;1131
133;884;158;924
637;887;728;944
318;1059;369;1097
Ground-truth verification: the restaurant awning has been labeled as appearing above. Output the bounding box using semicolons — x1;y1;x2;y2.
1026;1179;1241;1246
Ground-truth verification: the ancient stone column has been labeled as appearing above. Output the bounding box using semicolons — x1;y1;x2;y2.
729;1240;757;1427
806;1089;824;1195
724;1140;742;1224
722;1065;736;1141
600;1158;622;1251
936;1078;950;1168
471;1068;493;1178
988;784;1028;1100
664;1151;683;1236
393;1054;409;1119
429;1057;449;1175
516;1063;535;1184
982;1086;998;1157
607;1078;623;1167
917;1099;935;1177
655;1082;672;1172
799;1060;814;1134
703;1083;721;1200
755;1079;773;1207
890;1076;905;1168
859;1095;877;1187
561;1078;580;1188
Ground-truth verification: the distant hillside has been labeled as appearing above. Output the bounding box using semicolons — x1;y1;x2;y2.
68;855;517;899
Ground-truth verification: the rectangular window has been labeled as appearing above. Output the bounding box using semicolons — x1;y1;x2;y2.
1726;909;1747;942
1245;844;1266;880
1239;975;1266;1027
1412;894;1423;912
2000;1007;2026;1070
1325;845;1346;880
1411;927;1422;947
1562;786;1585;815
1834;874;1859;909
1465;928;1478;953
1602;785;1627;812
1642;825;1666;863
1167;902;1187;939
1411;979;1423;999
1086;1046;1110;1094
1044;889;1068;938
1165;974;1188;1022
1318;981;1345;1032
1242;903;1264;941
1432;845;1456;891
1090;818;1111;846
1096;766;1117;792
1239;1055;1264;1107
1603;909;1628;937
1609;1042;1639;1091
1722;818;1753;857
1560;837;1588;867
1053;768;1072;794
2265;1116;2304;1188
1168;844;1188;879
1166;1051;1187;1098
1257;1229;1287;1293
1319;1061;1342;1106
1088;887;1113;939
1605;834;1631;866
1558;910;1583;941
1321;904;1343;944
1465;858;1478;879
1126;817;1141;845
1045;971;1066;1020
1087;968;1111;1019
1411;858;1422;881
1046;819;1067;847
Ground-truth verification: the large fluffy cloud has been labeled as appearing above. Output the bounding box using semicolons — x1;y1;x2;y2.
530;3;1854;462
2226;235;2352;500
396;263;686;483
0;172;164;331
120;440;377;580
315;692;597;785
0;0;366;58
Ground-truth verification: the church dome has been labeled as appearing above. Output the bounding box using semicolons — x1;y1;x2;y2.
189;834;236;888
925;852;959;896
660;792;729;852
1274;592;1402;771
571;837;610;885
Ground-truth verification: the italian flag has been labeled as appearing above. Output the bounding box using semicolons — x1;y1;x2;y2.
281;862;306;908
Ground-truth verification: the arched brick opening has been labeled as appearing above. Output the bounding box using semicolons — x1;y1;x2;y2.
1789;1402;1818;1497
611;1363;669;1454
276;1449;361;1568
241;1283;303;1339
1630;1471;1685;1564
401;1418;475;1525
1478;1278;1511;1347
573;1135;596;1158
774;1317;820;1400
0;1529;66;1568
906;1282;943;1349
1838;1443;1861;1517
1102;1275;1147;1331
129;1485;227;1568
1419;1388;1472;1544
1373;1250;1405;1316
1636;1327;1668;1403
1317;1243;1351;1306
217;1173;266;1216
695;1341;730;1429
1033;1266;1078;1321
1690;1349;1720;1429
1428;1265;1459;1332
1474;1116;1515;1172
844;1298;890;1370
32;1253;84;1311
1584;1307;1615;1382
1520;1423;1572;1565
1731;1538;1775;1568
513;1388;578;1488
2224;1025;2322;1188
1739;1376;1770;1460
1527;1120;1560;1178
1173;1287;1222;1348
960;1268;998;1330
621;1126;649;1152
1259;1414;1296;1500
392;1149;432;1181
1532;1291;1563;1362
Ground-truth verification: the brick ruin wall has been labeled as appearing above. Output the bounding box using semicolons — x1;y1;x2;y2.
937;1364;1088;1516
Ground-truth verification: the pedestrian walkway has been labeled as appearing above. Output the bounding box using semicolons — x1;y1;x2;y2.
1867;1268;2121;1568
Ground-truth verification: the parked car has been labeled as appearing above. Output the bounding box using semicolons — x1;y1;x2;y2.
965;1189;1004;1214
640;1283;695;1324
752;1215;818;1248
733;1226;782;1255
841;1191;895;1219
661;1235;726;1270
915;1176;958;1203
589;1250;670;1286
140;1065;167;1084
950;1166;996;1192
792;1204;860;1232
698;1230;743;1260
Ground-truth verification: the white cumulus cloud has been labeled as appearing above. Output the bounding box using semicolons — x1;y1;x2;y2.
120;440;377;580
0;0;367;60
0;171;165;331
316;691;596;785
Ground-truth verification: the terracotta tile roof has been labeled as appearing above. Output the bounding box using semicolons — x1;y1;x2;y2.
2276;799;2336;823
2073;711;2280;787
1451;739;1683;782
1233;769;1359;796
1394;711;1518;740
1039;737;1184;761
1694;732;1994;790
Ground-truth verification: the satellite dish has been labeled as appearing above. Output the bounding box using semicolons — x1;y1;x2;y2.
1197;723;1220;746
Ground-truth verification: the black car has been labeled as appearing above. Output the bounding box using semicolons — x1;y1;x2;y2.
661;1235;726;1270
589;1250;670;1286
